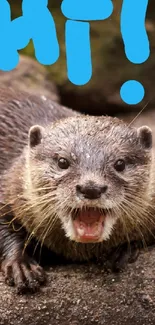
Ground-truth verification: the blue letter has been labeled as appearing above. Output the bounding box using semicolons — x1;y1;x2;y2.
0;0;59;71
120;0;149;105
121;0;149;64
61;0;113;21
66;21;92;85
61;0;113;85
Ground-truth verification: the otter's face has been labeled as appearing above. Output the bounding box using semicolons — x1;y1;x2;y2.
28;116;152;244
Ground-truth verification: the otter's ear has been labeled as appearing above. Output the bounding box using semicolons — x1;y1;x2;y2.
137;126;152;150
28;125;44;148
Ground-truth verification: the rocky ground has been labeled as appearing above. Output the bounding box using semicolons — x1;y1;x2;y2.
0;56;59;103
0;247;155;325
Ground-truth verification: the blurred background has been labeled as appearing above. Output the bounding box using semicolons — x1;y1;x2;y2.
6;0;155;116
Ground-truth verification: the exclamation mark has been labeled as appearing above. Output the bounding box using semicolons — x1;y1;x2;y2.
120;0;150;105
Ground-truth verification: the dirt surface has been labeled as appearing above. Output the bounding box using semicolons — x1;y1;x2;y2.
0;248;155;325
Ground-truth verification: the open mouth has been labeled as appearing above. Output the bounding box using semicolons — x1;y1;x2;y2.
72;208;109;243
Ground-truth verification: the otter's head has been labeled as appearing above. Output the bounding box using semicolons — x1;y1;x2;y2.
27;116;152;243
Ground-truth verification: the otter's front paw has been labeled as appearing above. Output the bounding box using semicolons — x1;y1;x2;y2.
1;255;45;294
105;241;141;272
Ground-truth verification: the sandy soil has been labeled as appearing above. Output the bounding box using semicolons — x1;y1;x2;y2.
0;247;155;325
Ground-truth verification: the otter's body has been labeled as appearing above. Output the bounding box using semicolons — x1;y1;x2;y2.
0;87;155;293
0;87;77;175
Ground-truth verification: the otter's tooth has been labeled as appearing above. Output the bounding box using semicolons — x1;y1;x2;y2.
77;227;85;236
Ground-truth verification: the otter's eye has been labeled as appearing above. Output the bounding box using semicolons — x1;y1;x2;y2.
58;158;70;169
114;159;125;172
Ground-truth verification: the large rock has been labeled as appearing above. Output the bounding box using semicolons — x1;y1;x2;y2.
0;55;59;103
0;248;155;325
8;0;155;115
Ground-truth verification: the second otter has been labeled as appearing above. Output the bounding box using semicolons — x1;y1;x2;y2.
0;87;155;293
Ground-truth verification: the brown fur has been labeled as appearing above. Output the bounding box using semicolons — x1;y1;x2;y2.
0;87;77;176
1;109;155;258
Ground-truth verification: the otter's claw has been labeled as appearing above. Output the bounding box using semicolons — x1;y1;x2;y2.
1;255;45;294
105;241;141;272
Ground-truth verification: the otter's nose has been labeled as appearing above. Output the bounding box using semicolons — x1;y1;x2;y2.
76;184;107;200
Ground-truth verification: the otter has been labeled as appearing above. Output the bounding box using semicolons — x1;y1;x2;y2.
0;87;155;293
